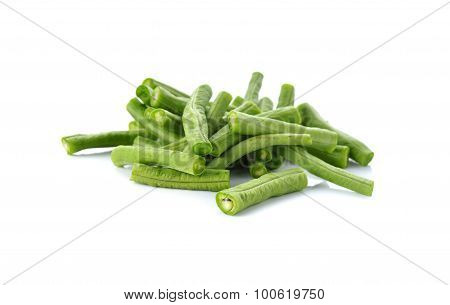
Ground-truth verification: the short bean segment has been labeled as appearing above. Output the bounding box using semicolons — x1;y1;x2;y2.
151;86;189;116
228;111;338;153
131;163;230;192
277;84;295;108
207;134;312;169
146;108;184;135
265;149;285;170
307;145;350;169
142;77;190;98
244;72;264;102
111;145;206;176
249;162;269;178
206;91;233;135
135;84;153;106
228;96;245;110
298;103;374;166
216;168;308;215
257;106;302;124
281;146;374;196
127;98;181;144
182;84;213;155
257;97;274;112
61;131;141;155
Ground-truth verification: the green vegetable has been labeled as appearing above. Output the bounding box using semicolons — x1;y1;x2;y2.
151;86;189;115
62;131;140;155
228;100;261;116
161;138;188;151
265;152;284;170
244;72;264;102
228;96;245;110
111;145;206;175
127;98;181;144
307;145;349;169
182;85;213;155
135;84;153;106
208;134;312;169
142;77;189;98
257;97;274;112
277;84;295;108
216;168;308;215
247;148;273;163
282;146;373;196
258;106;301;124
131;163;230;191
128;121;144;132
207;91;233;135
249;162;269;178
133;136;160;148
145;108;183;135
228;111;337;153
298;103;374;166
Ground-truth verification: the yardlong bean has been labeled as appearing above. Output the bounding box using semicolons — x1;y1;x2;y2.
244;72;264;102
257;97;274;112
133;136;160;148
142;77;189;98
151;86;189;115
216;168;308;215
135;84;153;106
249;162;269;178
146;108;183;135
207;91;233;135
307;145;349;169
277;84;295;108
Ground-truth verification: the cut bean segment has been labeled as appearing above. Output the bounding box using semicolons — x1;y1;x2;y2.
244;72;264;102
142;77;189;98
298;103;374;166
282;146;373;196
207;91;233;135
131;163;230;191
151;86;189;115
182;85;213;155
249;162;269;178
228;111;337;153
258;106;301;124
111;145;206;175
247;148;272;163
277;84;295;108
133;136;160;148
208;134;312;169
161;138;188;151
257;97;274;112
307;145;349;169
228;96;245;110
61;131;140;155
266;152;284;170
135;84;153;106
216;168;308;215
146;108;183;135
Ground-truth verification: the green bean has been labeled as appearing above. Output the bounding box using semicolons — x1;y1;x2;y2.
258;106;302;124
229;100;261;116
307;145;349;169
151;86;189;115
111;145;206;175
131;163;230;191
247;148;273;163
142;77;189;98
208;134;312;169
133;136;160;148
161;138;188;151
228;96;245;110
216;168;308;215
265;152;284;170
61;131;140;155
127;98;181;144
207;91;233;135
135;84;153;106
282;146;373;196
244;72;264;102
128;121;143;132
249;162;269;178
298;103;374;166
146;108;183;135
277;84;295;108
182;85;213;155
257;97;274;112
228;111;338;153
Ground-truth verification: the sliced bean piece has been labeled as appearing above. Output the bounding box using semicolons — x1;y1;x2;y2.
151;86;189;115
133;136;160;148
258;106;301;124
277;84;295;108
208;134;312;169
247;148;273;163
228;96;245;110
182;85;213;155
146;108;183;135
111;145;205;175
307;145;349;169
282;146;373;196
62;131;140;155
298;103;374;166
257;97;274;112
131;163;230;191
265;152;284;170
207;91;233;135
228;111;337;153
216;168;308;215
244;72;264;102
162;138;188;151
135;84;153;106
142;77;189;98
249;162;269;178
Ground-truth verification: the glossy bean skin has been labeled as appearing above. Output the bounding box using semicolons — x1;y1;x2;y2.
244;72;264;101
127;98;181;144
208;134;312;169
111;145;206;176
131;163;230;191
151;86;189;116
282;146;373;196
142;77;189;98
61;131;140;155
257;97;274;112
307;145;349;169
182;85;213;155
207;91;233;135
228;111;337;153
216;168;308;215
277;83;295;108
249;162;269;178
298;103;374;166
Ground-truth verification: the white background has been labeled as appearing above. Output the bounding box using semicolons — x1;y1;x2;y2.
0;0;449;303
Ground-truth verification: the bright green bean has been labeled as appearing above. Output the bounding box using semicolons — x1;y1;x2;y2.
111;145;206;175
151;86;189;115
282;146;373;196
207;91;233;135
135;84;153;106
257;106;302;124
216;168;308;215
277;84;295;108
142;77;189;98
298;103;374;166
257;97;274;112
131;163;230;191
208;134;312;169
146;108;183;135
307;145;349;169
249;162;269;178
228;111;338;153
182;85;213;155
244;72;264;102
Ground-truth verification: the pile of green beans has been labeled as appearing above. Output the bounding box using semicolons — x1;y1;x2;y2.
62;72;374;215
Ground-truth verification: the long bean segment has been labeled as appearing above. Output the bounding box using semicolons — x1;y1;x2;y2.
111;145;206;175
257;97;274;112
131;163;230;191
307;145;349;169
62;131;140;155
229;111;337;153
207;91;233;135
142;77;189;98
151;86;189;115
277;84;295;108
282;146;373;196
182;85;213;155
244;72;264;102
216;168;308;215
127;98;180;144
298;103;374;166
208;134;312;169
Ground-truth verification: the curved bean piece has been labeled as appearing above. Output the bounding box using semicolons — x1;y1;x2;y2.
216;168;308;215
277;84;295;108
